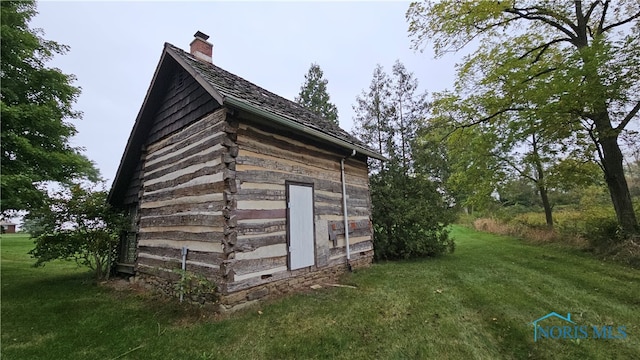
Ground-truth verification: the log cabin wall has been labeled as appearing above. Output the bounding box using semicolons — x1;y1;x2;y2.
135;108;229;284
219;114;374;300
121;67;218;208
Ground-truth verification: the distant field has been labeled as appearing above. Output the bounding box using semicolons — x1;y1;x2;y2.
1;228;639;359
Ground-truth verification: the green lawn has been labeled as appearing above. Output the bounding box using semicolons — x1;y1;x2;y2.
2;227;639;359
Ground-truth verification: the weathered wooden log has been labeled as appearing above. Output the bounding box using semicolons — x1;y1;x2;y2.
228;146;239;158
236;220;286;234
234;209;286;220
139;201;225;217
143;164;226;193
138;230;224;243
145;146;226;179
138;246;224;264
235;233;286;251
225;255;287;276
139;213;225;228
141;182;225;203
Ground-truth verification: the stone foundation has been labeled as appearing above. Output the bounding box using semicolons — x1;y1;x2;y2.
219;255;372;311
131;254;373;311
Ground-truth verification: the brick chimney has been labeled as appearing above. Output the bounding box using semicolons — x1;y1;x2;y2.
190;31;213;63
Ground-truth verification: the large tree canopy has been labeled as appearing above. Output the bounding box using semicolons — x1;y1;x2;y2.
407;0;640;233
1;1;97;214
296;63;339;125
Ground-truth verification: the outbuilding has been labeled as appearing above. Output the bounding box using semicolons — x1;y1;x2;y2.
0;220;17;234
108;32;383;310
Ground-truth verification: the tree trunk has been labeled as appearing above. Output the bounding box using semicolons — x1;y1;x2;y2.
597;123;638;233
531;132;553;228
538;184;553;229
571;10;639;234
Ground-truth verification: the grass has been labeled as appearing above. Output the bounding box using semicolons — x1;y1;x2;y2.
2;228;639;359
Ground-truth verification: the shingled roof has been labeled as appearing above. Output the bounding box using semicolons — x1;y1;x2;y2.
165;43;381;158
108;39;382;206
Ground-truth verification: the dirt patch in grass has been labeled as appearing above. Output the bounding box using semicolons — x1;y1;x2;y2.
99;277;154;298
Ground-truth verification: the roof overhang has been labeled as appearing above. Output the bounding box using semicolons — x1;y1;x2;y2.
109;44;385;206
165;45;385;161
223;96;385;160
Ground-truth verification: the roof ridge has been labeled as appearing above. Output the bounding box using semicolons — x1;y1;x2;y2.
165;42;371;148
166;43;333;124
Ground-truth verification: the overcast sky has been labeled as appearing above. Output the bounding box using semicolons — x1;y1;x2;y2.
31;1;462;185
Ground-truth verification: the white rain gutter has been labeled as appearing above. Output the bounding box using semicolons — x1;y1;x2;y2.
223;96;385;161
341;149;356;269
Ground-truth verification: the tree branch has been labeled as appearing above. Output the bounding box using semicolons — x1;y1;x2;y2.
531;5;579;33
505;7;577;42
492;152;537;183
518;38;572;63
453;108;520;133
584;0;600;22
441;107;525;141
585;120;606;172
602;9;640;33
616;100;640;133
597;0;610;35
523;67;558;83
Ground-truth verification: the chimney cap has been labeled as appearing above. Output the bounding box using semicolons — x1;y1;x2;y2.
194;31;209;41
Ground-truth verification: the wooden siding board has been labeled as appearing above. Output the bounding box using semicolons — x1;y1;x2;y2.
143;167;225;193
139;201;225;217
235;233;287;251
142;182;225;203
138;230;224;243
144;147;225;181
147;70;218;144
138;246;224;265
123;161;144;205
139;213;225;228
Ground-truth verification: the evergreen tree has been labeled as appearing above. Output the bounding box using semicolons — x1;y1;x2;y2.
390;60;428;173
353;62;454;260
353;64;394;171
1;1;98;214
296;63;339;125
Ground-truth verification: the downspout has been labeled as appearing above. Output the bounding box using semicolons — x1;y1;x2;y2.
179;246;188;302
341;149;356;271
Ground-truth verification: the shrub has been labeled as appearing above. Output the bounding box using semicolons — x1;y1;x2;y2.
372;167;455;261
27;184;127;280
174;269;218;305
510;212;548;229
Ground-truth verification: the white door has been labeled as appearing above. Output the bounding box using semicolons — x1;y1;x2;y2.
288;184;314;270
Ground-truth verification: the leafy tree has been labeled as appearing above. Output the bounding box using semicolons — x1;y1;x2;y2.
353;63;454;260
1;1;98;215
296;63;339;124
28;184;127;280
407;0;640;233
430;93;601;227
